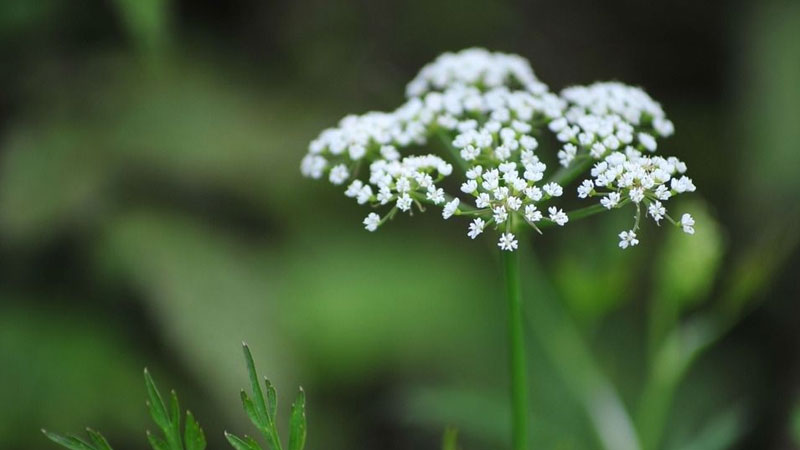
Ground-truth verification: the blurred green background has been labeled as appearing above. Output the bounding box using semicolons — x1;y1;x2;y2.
1;0;799;449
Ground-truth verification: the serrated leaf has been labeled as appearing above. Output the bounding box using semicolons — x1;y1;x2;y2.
42;430;97;450
184;411;206;450
168;390;183;447
287;388;306;450
86;428;114;450
240;390;261;429
146;430;169;450
225;432;260;450
242;344;269;424
169;391;181;429
144;369;170;431
264;378;278;421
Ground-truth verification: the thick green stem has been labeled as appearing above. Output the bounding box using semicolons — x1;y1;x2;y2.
502;249;528;450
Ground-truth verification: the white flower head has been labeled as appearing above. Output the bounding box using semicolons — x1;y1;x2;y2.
443;198;460;219
363;212;380;232
618;230;639;249
468;218;485;239
498;233;519;251
303;50;697;251
680;213;695;234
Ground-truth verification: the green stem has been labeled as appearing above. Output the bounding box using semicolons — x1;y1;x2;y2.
502;249;528;450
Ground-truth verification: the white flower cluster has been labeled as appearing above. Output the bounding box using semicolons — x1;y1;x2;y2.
551;82;675;167
301;48;698;251
405;47;550;98
577;147;697;249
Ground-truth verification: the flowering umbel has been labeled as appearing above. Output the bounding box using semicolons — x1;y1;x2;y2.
301;48;697;250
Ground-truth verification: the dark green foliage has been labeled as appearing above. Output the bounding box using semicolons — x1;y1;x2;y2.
43;345;307;450
224;343;307;450
43;368;207;450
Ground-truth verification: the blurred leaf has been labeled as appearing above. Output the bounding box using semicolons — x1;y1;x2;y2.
42;430;100;450
653;201;724;311
740;0;800;205
649;200;724;354
669;405;745;450
441;427;458;450
0;302;145;447
552;214;641;324
110;0;170;53
524;252;641;450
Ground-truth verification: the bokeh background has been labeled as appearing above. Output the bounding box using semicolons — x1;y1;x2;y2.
1;0;799;449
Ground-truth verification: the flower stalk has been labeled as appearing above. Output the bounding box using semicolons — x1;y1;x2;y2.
502;248;528;450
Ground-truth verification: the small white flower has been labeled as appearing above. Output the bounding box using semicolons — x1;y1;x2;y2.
558;143;577;167
498;232;519;251
648;201;665;224
655;184;672;201
460;145;480;161
638;132;657;151
524;204;542;223
680;213;695;234
395;177;411;193
629;187;645;203
476;193;492;208
548;207;568;226
348;144;367;160
493;205;509;224
603;135;620;150
468;218;485;239
601;192;621;209
328;164;350;185
345;180;363;198
577;180;594;199
671;176;696;193
549;117;568;132
590;142;607;159
543;182;563;197
396;194;412;211
525;186;543;201
461;180;478;193
443;197;460;219
363;213;380;232
498;162;517;173
466;166;483;179
380;145;400;161
520;135;538;150
507;196;522;211
357;185;373;204
618;230;639;249
495;145;512;160
377;187;393;204
426;187;445;205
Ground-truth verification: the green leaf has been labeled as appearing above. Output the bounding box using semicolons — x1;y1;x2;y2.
144;369;170;431
287;388;306;450
146;430;170;450
42;430;97;450
183;411;206;450
240;390;261;429
242;343;269;424
168;390;183;447
86;429;113;450
225;432;261;450
264;378;278;422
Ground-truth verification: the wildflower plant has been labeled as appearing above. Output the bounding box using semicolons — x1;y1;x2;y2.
43;344;308;450
301;48;698;450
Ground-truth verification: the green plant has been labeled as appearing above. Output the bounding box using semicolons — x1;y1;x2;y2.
42;343;306;450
